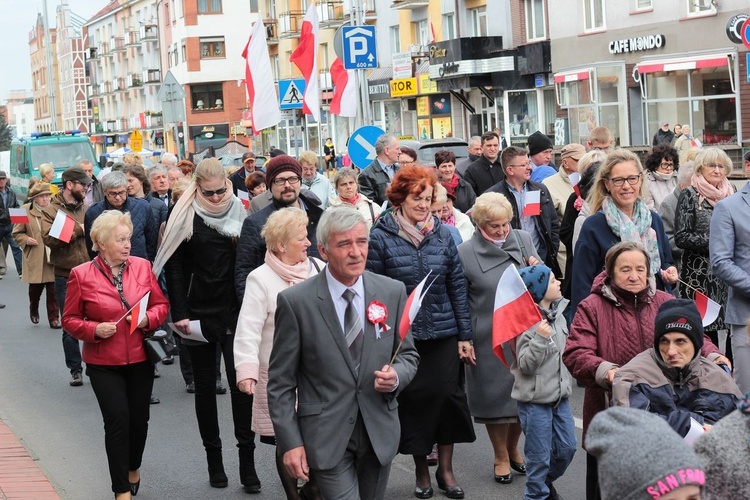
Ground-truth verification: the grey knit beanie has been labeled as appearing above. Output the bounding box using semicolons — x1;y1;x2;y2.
588;407;705;500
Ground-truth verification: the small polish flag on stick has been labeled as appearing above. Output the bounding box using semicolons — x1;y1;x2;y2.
389;271;437;367
49;210;75;243
522;190;541;217
117;291;151;334
569;172;581;197
492;265;543;367
237;190;250;210
694;290;721;327
9;208;29;225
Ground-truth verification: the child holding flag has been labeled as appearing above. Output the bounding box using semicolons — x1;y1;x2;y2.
511;265;576;500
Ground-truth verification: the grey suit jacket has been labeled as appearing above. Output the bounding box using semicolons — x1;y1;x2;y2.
710;183;750;325
267;270;419;470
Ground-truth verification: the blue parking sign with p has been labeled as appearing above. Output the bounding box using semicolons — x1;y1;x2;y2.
342;26;377;70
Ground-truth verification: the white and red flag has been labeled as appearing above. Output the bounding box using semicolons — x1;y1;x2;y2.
290;4;320;122
9;208;29;225
237;189;250;210
398;271;437;341
330;58;357;117
492;265;543;366
49;210;75;243
242;19;281;133
695;290;721;327
522;190;541;217
129;292;150;334
569;172;581;197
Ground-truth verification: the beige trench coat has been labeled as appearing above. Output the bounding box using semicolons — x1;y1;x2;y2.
12;203;55;284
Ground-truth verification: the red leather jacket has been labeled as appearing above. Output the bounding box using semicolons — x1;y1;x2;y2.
62;256;169;366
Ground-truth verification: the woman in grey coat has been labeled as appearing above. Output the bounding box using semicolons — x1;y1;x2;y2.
457;192;541;485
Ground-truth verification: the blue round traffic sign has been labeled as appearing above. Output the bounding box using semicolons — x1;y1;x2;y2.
742;18;750;50
347;126;386;169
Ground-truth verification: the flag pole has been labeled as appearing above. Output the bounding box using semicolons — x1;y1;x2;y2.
386;339;404;370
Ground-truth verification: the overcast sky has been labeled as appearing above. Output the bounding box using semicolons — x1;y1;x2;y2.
0;0;105;99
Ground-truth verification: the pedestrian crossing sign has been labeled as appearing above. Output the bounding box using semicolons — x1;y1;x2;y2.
278;79;306;110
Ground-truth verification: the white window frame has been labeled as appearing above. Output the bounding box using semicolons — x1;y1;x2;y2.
583;0;605;32
635;0;652;10
390;25;401;53
525;0;546;42
416;20;429;46
687;0;716;16
442;14;455;41
472;7;487;37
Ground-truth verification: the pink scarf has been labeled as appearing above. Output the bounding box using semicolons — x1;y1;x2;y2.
394;209;434;247
441;213;456;227
339;194;360;206
691;174;734;209
479;226;506;247
264;250;311;286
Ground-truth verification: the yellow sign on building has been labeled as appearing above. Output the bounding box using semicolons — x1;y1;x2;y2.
130;129;143;152
389;78;418;97
418;74;438;94
416;97;430;117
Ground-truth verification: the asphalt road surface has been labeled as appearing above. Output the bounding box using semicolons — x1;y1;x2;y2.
0;261;589;499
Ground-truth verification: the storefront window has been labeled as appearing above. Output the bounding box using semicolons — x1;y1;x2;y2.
507;90;539;146
384;101;403;136
597;66;622;103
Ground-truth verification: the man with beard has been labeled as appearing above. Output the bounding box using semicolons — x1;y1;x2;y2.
235;155;324;300
41;166;91;387
455;136;482;177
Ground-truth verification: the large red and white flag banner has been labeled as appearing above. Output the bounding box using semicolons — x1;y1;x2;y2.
242;19;281;132
492;265;543;366
330;58;357;117
49;210;75;243
290;4;320;122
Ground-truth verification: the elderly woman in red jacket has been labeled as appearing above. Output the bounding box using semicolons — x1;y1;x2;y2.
63;210;169;500
563;241;726;500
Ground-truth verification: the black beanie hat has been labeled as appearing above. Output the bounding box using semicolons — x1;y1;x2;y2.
653;299;703;359
527;131;553;157
265;155;302;187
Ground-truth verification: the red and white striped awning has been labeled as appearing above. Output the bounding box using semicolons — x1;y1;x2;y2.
636;54;731;74
553;70;591;84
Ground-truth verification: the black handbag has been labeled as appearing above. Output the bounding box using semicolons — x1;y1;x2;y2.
143;330;177;364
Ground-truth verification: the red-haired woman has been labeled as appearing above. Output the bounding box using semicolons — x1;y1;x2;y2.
367;164;475;499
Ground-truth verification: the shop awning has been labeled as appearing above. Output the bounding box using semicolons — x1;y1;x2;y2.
635;53;732;74
368;66;393;81
553;70;591;84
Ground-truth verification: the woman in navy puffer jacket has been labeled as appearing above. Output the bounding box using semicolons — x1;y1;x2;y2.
367;164;475;499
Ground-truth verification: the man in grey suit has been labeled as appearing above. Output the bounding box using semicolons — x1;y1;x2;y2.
710;160;750;392
268;207;419;499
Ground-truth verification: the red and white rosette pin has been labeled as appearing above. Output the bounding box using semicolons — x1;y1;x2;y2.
367;300;390;338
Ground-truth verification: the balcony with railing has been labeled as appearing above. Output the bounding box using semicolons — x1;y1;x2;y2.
318;1;345;28
112;77;126;92
104;119;116;132
140;24;158;42
100;80;112;94
127;73;142;88
264;19;278;44
145;114;163;128
88;83;100;97
98;42;111;58
278;11;305;38
111;36;125;53
87;45;99;60
125;30;140;47
391;0;429;9
142;69;161;84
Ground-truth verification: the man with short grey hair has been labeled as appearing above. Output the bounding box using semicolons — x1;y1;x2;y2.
161;152;178;168
358;134;400;206
268;207;419;500
456;136;482;177
167;166;184;189
148;165;171;206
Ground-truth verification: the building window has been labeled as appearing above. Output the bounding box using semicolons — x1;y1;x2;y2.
687;0;715;15
181;40;186;62
472;7;487;37
525;0;546;41
416;20;429;46
197;0;222;14
635;0;652;9
200;37;226;58
271;55;279;81
191;83;224;111
249;0;259;12
442;14;455;41
390;25;400;53
583;0;605;31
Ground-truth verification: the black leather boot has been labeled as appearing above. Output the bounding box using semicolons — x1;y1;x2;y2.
239;447;261;493
207;450;228;488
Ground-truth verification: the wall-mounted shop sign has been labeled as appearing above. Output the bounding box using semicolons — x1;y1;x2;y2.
608;34;665;54
389;78;418;97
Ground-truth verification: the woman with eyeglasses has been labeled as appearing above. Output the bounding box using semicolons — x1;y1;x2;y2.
154;158;260;492
674;147;735;350
570;149;678;318
644;145;680;212
399;146;418;166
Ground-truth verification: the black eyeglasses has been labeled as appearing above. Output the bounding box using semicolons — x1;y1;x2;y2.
607;174;641;187
272;176;302;186
199;186;228;197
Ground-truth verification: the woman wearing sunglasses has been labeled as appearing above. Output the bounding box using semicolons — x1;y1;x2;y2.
153;158;259;492
570;149;678;318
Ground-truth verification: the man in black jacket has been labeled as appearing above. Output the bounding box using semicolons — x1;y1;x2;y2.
230;152;258;196
0;171;23;277
235;155;323;300
463;131;504;196
487;146;561;276
357;134;400;206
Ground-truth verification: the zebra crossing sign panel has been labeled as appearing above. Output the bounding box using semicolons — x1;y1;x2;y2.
278;79;306;110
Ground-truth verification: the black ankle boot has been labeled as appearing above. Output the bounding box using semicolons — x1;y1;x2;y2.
207;450;228;488
239;447;261;493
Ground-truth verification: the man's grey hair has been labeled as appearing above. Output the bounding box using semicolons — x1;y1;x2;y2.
161;152;178;167
317;207;368;251
147;165;168;180
677;160;695;186
101;171;128;190
469;136;481;146
375;134;396;156
77;159;94;168
167;166;184;177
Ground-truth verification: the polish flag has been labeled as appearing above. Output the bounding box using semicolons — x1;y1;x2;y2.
398;271;437;341
242;19;281;133
9;208;29;225
290;4;320;122
430;22;437;43
522;190;541;217
129;292;150;334
695;290;721;327
49;210;75;243
330;58;357;117
237;189;250;210
492;265;543;366
569;172;581;197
